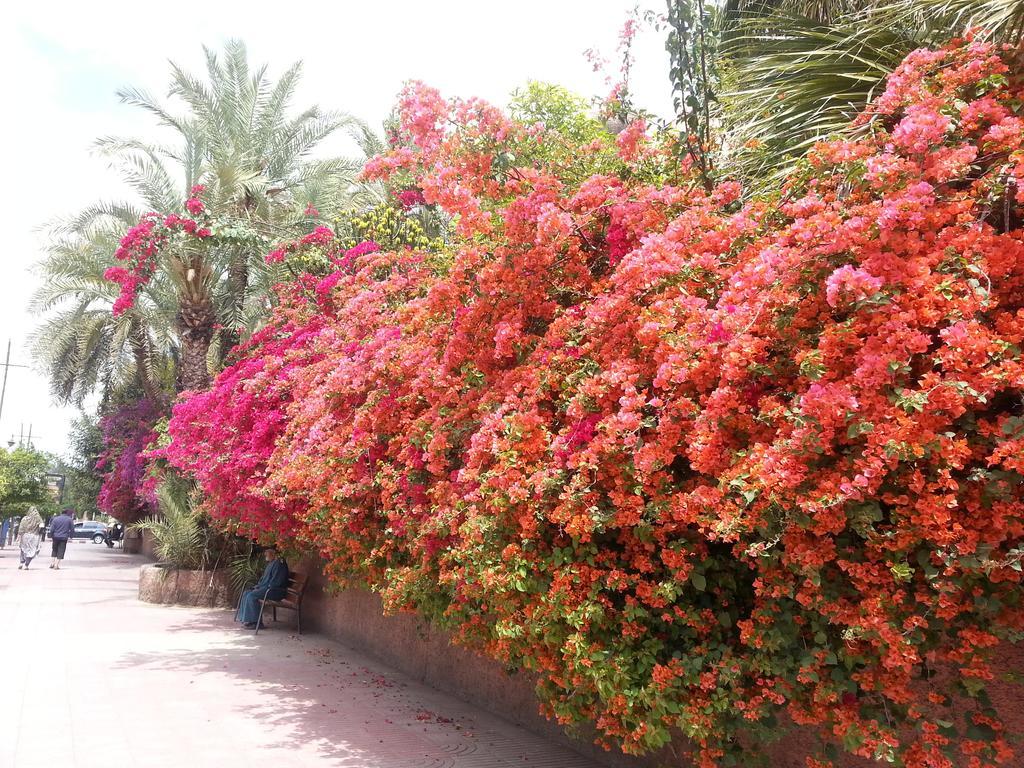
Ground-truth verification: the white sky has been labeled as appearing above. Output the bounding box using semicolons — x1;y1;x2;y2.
1;0;672;457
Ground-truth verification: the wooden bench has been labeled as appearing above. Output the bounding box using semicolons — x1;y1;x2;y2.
255;571;308;635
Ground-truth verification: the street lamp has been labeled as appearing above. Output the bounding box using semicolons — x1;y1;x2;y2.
7;425;40;450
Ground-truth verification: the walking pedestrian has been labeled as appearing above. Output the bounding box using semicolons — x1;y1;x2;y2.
49;508;75;570
0;518;8;550
17;507;43;570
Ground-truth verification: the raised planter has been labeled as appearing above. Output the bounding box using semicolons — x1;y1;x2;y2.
138;563;233;607
123;530;143;554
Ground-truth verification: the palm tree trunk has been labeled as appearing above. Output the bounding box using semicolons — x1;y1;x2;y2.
176;296;215;392
175;256;216;392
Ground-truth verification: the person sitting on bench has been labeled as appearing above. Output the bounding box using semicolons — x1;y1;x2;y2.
237;546;289;629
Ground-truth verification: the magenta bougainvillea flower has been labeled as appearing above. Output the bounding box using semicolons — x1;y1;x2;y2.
96;399;161;524
105;187;213;316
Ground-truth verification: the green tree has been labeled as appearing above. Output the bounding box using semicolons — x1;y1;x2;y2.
0;448;57;521
52;415;105;520
507;82;621;185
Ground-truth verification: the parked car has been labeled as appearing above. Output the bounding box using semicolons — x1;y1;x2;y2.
72;521;109;543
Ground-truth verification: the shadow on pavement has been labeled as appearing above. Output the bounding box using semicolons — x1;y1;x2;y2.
112;611;600;768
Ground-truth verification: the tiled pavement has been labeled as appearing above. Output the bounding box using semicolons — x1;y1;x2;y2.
0;540;601;768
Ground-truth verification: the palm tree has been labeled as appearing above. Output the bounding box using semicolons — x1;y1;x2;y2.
663;0;1024;187
104;39;372;390
724;0;1024;182
30;215;177;406
131;479;207;569
35;40;380;395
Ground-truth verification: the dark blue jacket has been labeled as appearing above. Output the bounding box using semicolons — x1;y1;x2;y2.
254;559;289;600
50;514;74;540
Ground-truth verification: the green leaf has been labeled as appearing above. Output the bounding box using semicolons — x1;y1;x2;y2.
966;722;997;741
890;562;913;582
847;421;874;439
1002;416;1024;436
842;727;864;752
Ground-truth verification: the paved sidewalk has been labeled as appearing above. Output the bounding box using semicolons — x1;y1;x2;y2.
0;540;601;768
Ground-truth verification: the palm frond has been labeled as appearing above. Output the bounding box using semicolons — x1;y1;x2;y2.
255;61;303;145
719;0;1024;186
862;0;1024;42
168;61;219;130
265;112;359;179
721;10;905;186
180;123;206;192
57;201;142;233
347;121;388;159
116;87;188;134
229;549;264;593
94;137;183;211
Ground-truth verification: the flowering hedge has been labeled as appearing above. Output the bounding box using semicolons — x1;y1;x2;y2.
159;240;389;536
164;40;1024;767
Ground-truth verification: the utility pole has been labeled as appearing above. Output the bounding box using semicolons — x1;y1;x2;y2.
0;339;30;426
0;341;9;425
